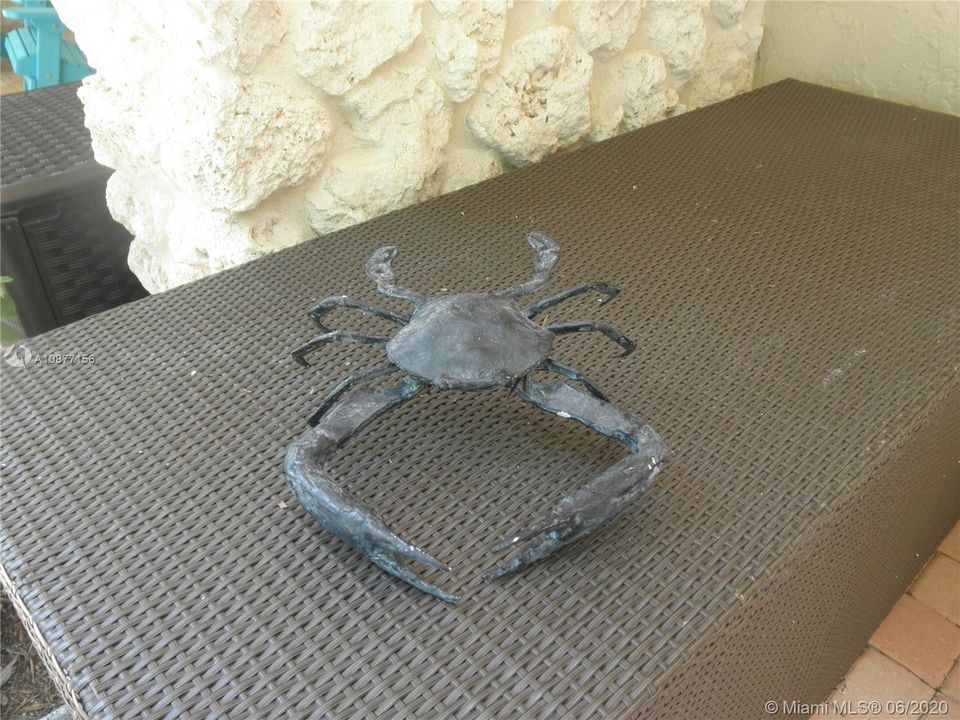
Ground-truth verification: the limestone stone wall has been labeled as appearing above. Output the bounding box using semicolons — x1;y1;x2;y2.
56;0;763;292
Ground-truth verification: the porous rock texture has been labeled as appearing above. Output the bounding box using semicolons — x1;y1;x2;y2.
569;1;645;61
292;1;424;96
466;26;594;166
430;0;512;103
57;0;763;292
305;67;452;235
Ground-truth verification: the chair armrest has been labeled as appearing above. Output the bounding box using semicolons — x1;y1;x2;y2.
2;7;64;33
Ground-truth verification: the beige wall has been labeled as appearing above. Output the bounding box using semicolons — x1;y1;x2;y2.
756;1;959;115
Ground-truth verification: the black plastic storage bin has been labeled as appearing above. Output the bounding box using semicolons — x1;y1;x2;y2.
1;83;147;337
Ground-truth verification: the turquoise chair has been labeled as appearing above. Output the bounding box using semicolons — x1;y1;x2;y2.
2;0;93;90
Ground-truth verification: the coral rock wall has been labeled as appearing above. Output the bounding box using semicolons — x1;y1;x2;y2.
56;0;763;292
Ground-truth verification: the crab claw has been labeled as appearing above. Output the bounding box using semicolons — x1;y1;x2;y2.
285;378;460;603
364;246;424;306
485;454;661;580
526;231;559;258
486;379;666;581
364;246;399;284
370;553;459;605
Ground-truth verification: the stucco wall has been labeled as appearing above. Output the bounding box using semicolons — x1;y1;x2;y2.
756;1;959;115
56;0;764;292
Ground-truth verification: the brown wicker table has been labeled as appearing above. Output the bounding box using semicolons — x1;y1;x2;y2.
2;80;958;720
0;83;147;336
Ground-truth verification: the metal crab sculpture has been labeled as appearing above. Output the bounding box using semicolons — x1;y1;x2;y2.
285;233;666;603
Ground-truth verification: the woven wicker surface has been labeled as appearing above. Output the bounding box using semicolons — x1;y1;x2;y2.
0;81;147;335
15;192;147;326
0;83;94;187
1;80;958;719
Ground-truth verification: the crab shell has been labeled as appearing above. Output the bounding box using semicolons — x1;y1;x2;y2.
386;293;554;390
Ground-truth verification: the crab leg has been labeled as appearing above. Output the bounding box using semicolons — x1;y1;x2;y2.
547;321;636;357
539;359;608;401
306;362;400;427
285;376;459;603
292;330;389;367
486;379;666;580
525;283;620;320
308;295;410;332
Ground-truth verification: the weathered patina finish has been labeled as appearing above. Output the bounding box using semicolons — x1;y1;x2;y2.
285;233;666;602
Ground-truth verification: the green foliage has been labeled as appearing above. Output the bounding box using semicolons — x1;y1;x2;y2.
0;275;23;345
